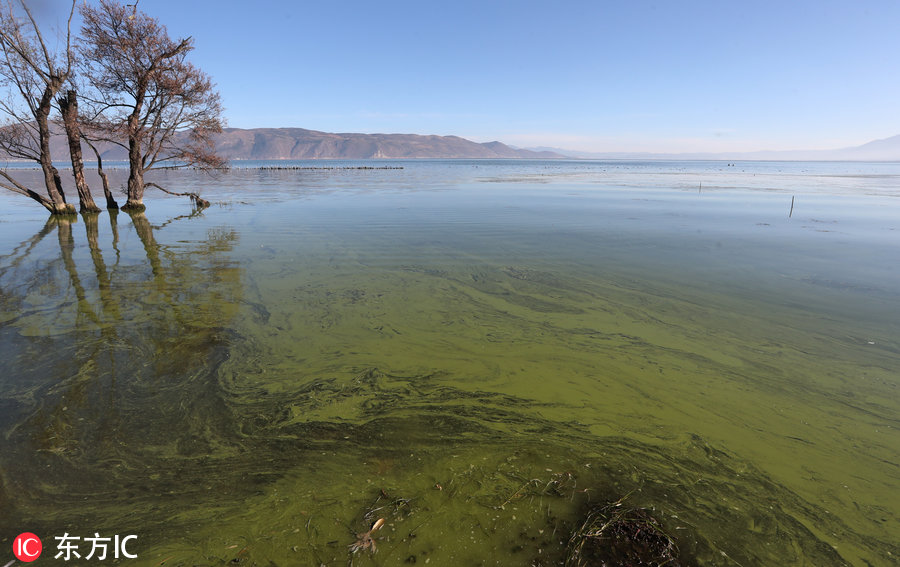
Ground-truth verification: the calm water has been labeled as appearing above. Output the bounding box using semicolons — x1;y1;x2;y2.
0;160;898;566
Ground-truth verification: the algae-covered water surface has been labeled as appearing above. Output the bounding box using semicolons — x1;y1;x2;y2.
1;160;898;566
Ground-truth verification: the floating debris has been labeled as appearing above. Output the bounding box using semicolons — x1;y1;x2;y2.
349;517;386;554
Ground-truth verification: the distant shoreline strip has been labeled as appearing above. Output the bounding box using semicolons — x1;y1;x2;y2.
1;165;405;171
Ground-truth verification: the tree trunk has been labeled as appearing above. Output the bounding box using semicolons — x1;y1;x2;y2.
98;167;116;209
36;84;75;215
123;137;145;211
83;136;118;209
59;90;100;213
50;165;72;213
121;83;147;211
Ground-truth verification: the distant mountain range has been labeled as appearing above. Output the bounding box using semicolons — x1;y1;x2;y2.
528;134;900;161
5;126;899;162
11;127;563;161
213;128;566;159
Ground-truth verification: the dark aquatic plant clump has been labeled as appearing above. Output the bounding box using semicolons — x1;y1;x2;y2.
566;500;683;567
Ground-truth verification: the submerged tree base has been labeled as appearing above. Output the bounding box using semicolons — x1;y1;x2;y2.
121;200;146;212
50;203;78;215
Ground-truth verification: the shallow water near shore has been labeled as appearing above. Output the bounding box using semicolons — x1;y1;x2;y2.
0;160;898;566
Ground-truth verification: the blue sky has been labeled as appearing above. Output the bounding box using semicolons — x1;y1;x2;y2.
40;0;900;152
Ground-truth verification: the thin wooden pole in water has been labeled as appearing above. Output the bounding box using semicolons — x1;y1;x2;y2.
789;195;795;218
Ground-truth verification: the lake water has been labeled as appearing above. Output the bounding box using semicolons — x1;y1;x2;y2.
0;160;898;566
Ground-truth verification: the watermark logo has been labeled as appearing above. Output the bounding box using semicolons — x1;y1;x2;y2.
10;532;137;562
12;533;42;562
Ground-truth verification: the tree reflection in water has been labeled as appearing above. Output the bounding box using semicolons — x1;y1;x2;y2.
0;209;243;539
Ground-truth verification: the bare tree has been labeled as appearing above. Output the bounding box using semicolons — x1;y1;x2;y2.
79;0;224;211
0;0;79;214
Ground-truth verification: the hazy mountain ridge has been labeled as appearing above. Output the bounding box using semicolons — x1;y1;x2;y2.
6;127;563;161
531;134;900;161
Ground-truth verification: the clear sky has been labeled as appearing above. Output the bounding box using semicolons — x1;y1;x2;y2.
34;0;900;153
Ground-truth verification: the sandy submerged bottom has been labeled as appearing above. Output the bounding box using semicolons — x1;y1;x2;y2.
1;180;898;566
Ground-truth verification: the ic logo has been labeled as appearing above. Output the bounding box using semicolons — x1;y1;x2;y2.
13;532;42;562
